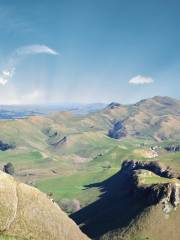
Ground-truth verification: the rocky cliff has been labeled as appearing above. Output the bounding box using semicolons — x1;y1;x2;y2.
122;159;180;179
108;121;127;139
72;159;180;240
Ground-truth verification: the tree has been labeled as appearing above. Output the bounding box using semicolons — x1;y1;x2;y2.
58;198;81;214
3;162;15;175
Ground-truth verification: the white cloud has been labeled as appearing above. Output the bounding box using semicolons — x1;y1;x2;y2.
128;75;154;85
15;44;59;56
0;77;8;86
0;44;58;86
0;68;15;86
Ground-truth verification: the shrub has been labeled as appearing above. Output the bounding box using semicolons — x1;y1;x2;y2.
102;161;112;169
3;162;15;175
58;198;80;214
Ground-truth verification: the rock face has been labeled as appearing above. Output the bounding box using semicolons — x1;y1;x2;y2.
0;171;89;240
165;145;180;152
121;160;180;215
72;159;180;240
108;121;127;139
139;182;180;209
121;160;180;213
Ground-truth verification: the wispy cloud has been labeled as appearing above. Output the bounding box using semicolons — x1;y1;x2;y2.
0;44;58;86
128;75;154;85
15;45;59;56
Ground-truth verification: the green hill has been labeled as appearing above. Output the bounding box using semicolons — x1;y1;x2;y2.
0;96;179;215
0;96;179;239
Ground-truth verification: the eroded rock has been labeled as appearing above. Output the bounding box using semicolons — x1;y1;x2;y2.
165;145;180;152
108;121;127;139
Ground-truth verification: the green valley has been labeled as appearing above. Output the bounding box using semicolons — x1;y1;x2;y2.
0;96;179;239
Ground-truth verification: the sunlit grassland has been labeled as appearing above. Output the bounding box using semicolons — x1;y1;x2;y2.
137;169;180;185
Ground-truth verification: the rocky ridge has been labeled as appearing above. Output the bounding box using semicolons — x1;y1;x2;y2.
71;159;180;240
121;160;180;215
122;159;180;179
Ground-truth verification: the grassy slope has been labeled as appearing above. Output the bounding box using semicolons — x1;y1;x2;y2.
0;237;23;240
137;169;180;185
0;97;179;209
0;114;179;209
101;204;180;240
0;236;28;240
0;98;179;239
36;138;180;207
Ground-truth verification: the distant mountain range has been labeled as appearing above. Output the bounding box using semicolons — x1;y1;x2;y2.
0;103;106;120
1;96;179;141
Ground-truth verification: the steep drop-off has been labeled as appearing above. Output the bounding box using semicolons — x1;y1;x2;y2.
71;160;180;240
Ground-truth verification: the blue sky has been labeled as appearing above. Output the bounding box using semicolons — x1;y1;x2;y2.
0;0;179;104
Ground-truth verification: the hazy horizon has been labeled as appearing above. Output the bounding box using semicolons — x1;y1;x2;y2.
0;95;178;107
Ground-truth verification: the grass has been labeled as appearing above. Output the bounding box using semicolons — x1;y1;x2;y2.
0;100;179;239
0;129;178;210
0;150;45;169
0;236;24;240
35;138;158;206
36;167;116;206
137;169;180;185
0;112;179;211
36;137;180;207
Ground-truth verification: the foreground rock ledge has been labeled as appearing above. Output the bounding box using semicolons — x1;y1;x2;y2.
0;171;89;240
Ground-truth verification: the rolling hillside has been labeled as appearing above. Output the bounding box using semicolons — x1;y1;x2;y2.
0;96;179;239
0;96;179;210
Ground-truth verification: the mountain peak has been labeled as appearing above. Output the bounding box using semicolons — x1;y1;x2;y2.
106;102;121;109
